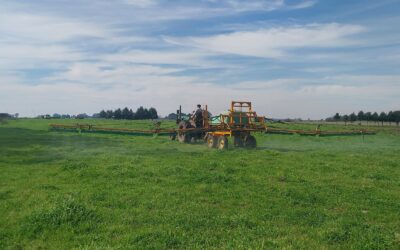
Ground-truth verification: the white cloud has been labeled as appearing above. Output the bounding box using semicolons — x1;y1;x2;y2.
0;44;83;70
321;75;400;86
288;0;318;10
2;72;399;119
45;63;185;86
219;0;285;12
123;0;158;7
0;10;150;70
120;0;316;21
165;23;364;58
0;11;104;71
101;49;217;68
0;13;107;43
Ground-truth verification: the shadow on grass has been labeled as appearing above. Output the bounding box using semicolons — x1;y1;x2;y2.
51;128;171;137
0;127;119;149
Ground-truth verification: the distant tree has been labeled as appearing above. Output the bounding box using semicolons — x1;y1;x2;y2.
129;109;135;119
372;112;379;124
333;113;341;121
114;108;122;119
52;113;61;119
135;106;145;120
125;108;134;120
14;113;19;118
349;112;357;122
364;112;372;125
379;112;387;126
145;108;151;119
99;110;107;118
122;107;131;120
106;110;114;119
76;113;88;119
386;110;400;126
387;111;394;124
394;111;400;126
0;113;12;119
342;114;349;125
357;111;364;121
149;107;158;120
98;106;157;120
61;114;71;119
166;113;177;120
147;109;152;118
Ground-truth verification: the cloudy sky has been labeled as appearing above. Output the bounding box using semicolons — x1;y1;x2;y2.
1;0;399;118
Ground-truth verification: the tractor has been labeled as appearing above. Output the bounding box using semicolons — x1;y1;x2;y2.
173;101;266;150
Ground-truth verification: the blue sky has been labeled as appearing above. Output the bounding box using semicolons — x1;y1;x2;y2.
1;0;399;118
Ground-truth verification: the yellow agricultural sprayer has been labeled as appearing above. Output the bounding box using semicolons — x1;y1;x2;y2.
50;100;374;150
171;101;266;149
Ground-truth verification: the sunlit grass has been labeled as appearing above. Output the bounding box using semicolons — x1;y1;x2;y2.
0;119;399;249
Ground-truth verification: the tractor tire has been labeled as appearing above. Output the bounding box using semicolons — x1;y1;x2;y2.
177;121;191;143
244;135;256;148
178;134;190;143
233;136;243;147
203;133;210;142
217;136;228;150
207;135;218;148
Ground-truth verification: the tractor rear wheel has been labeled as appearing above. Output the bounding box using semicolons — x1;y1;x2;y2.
244;135;256;148
207;135;218;148
178;134;190;143
177;121;191;143
217;136;228;150
233;136;243;147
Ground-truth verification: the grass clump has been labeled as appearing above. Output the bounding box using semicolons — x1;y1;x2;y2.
325;223;396;249
22;196;99;238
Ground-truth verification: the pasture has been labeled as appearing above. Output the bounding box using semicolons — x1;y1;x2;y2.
1;119;399;249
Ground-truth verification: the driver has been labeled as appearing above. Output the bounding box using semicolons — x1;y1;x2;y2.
193;104;203;127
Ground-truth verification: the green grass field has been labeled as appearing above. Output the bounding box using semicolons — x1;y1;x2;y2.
1;119;399;249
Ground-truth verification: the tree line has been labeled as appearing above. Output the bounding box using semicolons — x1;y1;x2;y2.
327;110;400;125
99;107;158;120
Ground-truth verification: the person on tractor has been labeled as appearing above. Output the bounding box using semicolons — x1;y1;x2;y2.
193;104;203;128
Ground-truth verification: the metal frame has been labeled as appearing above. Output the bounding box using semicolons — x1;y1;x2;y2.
206;101;266;138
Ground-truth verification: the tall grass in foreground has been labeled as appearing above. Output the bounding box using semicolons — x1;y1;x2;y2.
0;119;399;249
